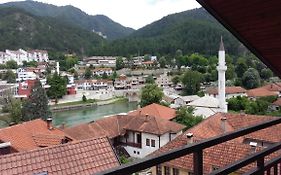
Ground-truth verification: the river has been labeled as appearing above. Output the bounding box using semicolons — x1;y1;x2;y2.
53;101;138;127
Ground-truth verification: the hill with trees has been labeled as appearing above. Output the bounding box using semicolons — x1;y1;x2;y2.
93;8;246;57
0;7;104;55
1;1;135;40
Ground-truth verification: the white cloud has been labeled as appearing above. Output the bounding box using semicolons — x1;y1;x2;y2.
0;0;201;29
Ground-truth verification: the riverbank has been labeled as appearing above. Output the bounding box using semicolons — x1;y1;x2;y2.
51;97;129;112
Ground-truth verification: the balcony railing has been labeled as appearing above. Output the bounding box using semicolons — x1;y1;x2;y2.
97;117;281;175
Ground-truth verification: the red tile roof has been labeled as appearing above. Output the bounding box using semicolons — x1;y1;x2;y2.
0;119;73;152
128;103;177;120
207;86;246;95
262;83;281;92
65;114;184;140
272;98;281;106
246;87;278;97
123;115;185;135
0;137;120;175
152;113;280;174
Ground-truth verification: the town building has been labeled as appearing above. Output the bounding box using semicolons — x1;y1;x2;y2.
65;113;184;159
0;118;73;155
270;98;281;111
92;68;113;77
83;56;117;67
0;137;120;175
128;103;177;121
186;95;221;118
156;73;172;88
0;49;48;65
246;87;279;100
173;95;200;107
75;79;113;90
151;113;281;175
206;86;247;99
0;84;18;98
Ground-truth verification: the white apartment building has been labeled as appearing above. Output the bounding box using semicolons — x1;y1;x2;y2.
0;49;49;65
92;68;113;76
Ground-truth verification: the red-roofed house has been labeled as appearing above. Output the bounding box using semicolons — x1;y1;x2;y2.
246;87;278;99
150;113;281;174
0;137;120;175
0;119;73;155
206;86;247;99
128;103;177;120
65;114;184;158
270;98;281;111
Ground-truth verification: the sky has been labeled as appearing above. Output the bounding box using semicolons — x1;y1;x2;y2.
0;0;201;29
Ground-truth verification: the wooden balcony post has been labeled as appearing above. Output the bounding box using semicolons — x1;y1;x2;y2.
257;157;265;175
193;150;203;175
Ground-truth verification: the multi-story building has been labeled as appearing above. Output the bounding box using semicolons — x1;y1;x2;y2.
92;68;113;76
83;56;117;67
0;49;49;65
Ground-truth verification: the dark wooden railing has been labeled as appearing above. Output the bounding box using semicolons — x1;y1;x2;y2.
96;117;281;175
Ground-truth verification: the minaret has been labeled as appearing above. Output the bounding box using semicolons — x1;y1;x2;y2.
56;62;60;74
217;37;228;113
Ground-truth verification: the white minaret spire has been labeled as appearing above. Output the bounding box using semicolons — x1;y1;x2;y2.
217;36;228;113
56;62;60;74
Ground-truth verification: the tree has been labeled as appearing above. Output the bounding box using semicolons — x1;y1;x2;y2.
82;95;87;102
260;68;273;80
181;70;203;95
116;57;125;70
159;57;167;68
235;58;248;78
74;71;79;80
22;80;51;121
84;67;93;79
140;84;163;107
145;75;155;84
47;73;67;99
2;96;22;124
6;60;18;69
174;107;203;130
242;68;261;89
3;70;16;83
102;72;108;79
172;75;181;85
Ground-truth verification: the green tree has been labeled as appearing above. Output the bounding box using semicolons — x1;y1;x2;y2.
84;67;93;79
242;68;261;89
172;75;181;85
74;71;79;80
159;57;167;68
116;57;125;70
3;70;16;83
181;70;203;95
140;84;163;107
82;95;87;102
102;72;108;79
260;68;273;80
23;61;38;67
6;60;18;69
235;58;248;78
22;80;51;121
174;107;203;130
145;75;155;84
2;96;23;124
47;73;67;99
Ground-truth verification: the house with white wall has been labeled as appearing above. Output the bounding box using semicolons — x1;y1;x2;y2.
65;112;184;159
174;95;200;107
206;86;247;99
92;68;113;76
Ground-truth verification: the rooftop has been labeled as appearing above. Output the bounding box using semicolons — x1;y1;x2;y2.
206;86;246;95
0;119;73;152
0;137;120;175
128;103;177;120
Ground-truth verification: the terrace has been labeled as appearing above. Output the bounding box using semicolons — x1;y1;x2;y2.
97;0;281;174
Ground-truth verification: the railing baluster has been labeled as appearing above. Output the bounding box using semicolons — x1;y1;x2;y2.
257;157;265;175
193;150;203;175
274;164;277;175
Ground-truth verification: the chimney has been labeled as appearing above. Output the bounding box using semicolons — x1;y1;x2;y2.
250;142;257;153
221;116;227;133
186;133;194;144
145;114;149;122
46;117;53;130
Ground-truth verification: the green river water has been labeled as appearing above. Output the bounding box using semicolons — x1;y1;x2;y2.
53;101;138;127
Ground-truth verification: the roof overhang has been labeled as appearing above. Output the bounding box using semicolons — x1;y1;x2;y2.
196;0;281;77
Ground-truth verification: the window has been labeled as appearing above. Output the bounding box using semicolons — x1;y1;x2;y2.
156;165;162;175
151;139;156;147
172;168;179;175
146;139;150;146
188;172;194;175
164;166;170;175
212;165;219;171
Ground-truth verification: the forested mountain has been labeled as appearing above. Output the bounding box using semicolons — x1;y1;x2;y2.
0;7;104;55
1;1;135;40
93;8;245;57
